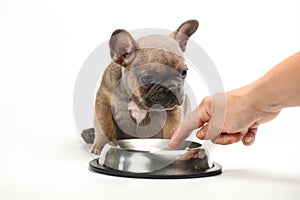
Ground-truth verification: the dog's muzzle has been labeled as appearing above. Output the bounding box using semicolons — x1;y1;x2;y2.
147;85;183;109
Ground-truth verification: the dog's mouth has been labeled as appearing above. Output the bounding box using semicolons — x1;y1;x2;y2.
133;99;178;111
147;96;179;110
131;87;183;111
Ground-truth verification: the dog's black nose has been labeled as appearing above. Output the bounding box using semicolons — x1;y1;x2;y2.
165;86;177;96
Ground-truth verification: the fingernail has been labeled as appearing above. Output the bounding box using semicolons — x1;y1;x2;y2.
197;130;205;139
244;136;253;144
168;137;176;148
168;141;174;148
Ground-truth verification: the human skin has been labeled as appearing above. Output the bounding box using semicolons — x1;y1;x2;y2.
169;51;300;148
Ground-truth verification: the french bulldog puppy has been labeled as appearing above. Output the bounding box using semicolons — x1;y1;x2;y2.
81;20;199;154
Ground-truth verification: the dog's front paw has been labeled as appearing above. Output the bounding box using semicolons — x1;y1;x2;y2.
91;141;105;155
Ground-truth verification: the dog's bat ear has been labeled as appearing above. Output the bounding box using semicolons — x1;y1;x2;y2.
109;29;138;66
170;20;199;52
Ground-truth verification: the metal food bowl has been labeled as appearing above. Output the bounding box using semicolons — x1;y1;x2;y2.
89;139;222;179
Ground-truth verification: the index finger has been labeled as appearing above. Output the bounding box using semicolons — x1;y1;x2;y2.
169;99;211;148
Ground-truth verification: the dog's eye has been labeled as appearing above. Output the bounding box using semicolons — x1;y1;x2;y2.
180;70;187;79
141;74;153;84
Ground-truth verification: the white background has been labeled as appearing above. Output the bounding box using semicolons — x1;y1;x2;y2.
0;0;300;199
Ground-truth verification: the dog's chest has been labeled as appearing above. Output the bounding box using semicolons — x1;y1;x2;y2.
111;100;165;139
128;100;148;124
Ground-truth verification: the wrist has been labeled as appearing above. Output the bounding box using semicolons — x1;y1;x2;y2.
246;79;283;113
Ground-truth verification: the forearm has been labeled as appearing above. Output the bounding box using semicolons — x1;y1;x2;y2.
247;51;300;112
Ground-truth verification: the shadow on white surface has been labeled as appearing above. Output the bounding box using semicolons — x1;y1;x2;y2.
223;168;300;185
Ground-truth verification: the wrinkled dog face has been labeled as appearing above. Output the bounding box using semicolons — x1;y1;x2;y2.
125;49;187;110
109;20;198;110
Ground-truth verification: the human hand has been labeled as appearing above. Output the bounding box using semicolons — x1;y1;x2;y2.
169;88;280;148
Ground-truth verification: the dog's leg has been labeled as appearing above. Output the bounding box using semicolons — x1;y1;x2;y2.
91;119;110;155
91;97;118;154
162;107;181;139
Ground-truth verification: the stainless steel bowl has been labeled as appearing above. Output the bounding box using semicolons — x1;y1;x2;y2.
98;139;212;173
